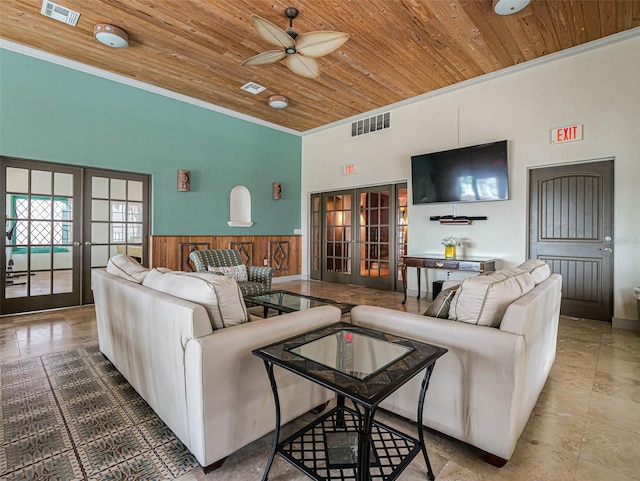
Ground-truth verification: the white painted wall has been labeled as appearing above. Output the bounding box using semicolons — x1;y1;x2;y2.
301;32;640;322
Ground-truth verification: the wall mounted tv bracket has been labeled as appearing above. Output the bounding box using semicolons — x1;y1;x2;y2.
429;215;488;225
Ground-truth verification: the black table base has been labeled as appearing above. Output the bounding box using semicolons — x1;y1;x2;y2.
261;361;437;481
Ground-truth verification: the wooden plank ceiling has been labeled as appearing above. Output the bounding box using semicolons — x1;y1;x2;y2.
1;0;639;132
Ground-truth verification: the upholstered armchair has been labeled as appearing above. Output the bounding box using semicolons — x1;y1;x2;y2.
188;249;273;296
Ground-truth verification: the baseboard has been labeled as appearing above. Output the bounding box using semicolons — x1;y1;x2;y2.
612;317;640;331
272;274;303;283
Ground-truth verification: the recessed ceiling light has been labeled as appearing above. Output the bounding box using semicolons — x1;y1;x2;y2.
268;95;288;109
493;0;531;15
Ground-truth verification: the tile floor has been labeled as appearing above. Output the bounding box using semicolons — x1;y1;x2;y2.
1;279;639;481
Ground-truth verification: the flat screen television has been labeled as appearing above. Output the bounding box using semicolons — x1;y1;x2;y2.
411;140;509;205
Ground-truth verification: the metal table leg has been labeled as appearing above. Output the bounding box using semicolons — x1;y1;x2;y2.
261;360;281;481
417;364;436;481
356;405;376;481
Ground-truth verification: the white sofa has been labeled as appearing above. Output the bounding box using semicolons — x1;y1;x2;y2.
350;268;562;466
92;267;339;470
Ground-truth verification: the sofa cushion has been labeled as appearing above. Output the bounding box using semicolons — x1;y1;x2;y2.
207;264;248;282
424;285;459;318
106;254;149;283
142;269;249;329
448;270;535;327
517;259;551;284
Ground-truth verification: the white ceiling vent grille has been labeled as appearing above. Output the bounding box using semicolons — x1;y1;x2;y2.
351;112;390;137
40;1;80;26
241;82;266;95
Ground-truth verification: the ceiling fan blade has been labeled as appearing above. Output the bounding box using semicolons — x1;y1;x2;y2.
295;31;350;58
286;54;321;79
250;14;295;49
242;50;287;67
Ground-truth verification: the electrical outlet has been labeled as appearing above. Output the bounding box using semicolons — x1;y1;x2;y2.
294;228;302;235
263;259;268;266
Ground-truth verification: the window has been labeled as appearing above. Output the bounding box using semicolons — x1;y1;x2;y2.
11;195;71;252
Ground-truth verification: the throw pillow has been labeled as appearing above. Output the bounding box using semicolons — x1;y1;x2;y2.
448;271;535;327
142;269;249;330
207;264;248;282
106;254;149;283
423;285;459;318
517;259;551;284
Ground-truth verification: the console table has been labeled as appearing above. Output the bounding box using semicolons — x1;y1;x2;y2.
401;255;496;304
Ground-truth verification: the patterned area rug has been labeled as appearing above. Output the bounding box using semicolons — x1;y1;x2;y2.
0;344;199;480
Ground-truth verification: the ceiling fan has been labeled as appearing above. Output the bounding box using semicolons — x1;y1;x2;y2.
242;7;349;79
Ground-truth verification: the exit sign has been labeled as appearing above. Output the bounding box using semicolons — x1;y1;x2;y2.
551;124;583;144
343;164;357;175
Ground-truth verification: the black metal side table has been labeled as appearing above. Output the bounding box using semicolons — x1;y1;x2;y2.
252;322;447;481
244;289;356;318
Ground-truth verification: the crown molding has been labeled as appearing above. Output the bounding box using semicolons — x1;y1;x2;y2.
0;39;302;137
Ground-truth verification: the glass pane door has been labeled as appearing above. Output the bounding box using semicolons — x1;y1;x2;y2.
314;183;405;291
82;169;149;304
2;159;81;314
396;184;408;291
322;192;354;284
310;194;321;280
355;186;394;290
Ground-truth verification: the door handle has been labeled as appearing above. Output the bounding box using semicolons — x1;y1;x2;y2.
599;247;613;253
84;241;92;246
73;241;80;247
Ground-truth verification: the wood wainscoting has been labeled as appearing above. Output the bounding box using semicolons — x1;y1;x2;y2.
150;236;301;277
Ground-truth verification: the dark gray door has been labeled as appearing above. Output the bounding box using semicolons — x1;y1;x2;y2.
314;184;406;291
1;157;150;314
2;158;82;314
529;160;614;321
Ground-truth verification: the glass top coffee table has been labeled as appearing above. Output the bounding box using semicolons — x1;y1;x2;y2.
244;290;356;318
253;322;447;481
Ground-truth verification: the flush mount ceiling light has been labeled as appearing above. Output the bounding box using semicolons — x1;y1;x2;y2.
94;24;128;48
268;95;288;109
492;0;531;15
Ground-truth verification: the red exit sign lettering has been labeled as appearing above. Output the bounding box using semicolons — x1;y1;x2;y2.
343;164;357;175
551;124;583;144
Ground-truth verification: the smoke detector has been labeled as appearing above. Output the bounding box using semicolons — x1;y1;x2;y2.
94;24;129;48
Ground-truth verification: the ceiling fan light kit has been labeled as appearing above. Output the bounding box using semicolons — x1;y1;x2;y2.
94;24;129;48
268;95;288;109
492;0;531;15
242;7;349;79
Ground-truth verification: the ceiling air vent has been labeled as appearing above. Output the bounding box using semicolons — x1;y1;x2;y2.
240;82;266;95
40;0;80;26
351;112;390;137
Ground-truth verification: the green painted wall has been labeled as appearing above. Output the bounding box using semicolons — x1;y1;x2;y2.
0;49;302;235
